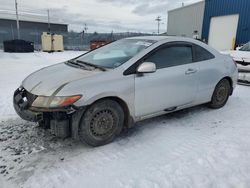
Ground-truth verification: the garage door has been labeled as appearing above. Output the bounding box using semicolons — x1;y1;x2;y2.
208;14;239;51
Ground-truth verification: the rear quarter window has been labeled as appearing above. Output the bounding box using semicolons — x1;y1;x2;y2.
193;44;215;62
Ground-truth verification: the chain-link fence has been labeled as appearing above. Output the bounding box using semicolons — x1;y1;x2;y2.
0;22;152;51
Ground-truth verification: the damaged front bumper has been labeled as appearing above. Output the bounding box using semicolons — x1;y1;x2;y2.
13;87;86;139
13;87;43;122
13;87;78;121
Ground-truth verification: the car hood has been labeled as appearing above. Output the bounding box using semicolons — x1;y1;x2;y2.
22;62;101;96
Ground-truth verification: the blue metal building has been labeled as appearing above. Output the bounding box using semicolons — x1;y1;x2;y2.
202;0;250;46
167;0;250;50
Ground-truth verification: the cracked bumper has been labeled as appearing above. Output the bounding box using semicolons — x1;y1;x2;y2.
13;87;43;122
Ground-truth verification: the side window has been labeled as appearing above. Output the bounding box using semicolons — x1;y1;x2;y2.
145;45;193;69
193;44;215;62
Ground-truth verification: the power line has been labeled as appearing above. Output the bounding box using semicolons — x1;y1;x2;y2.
0;10;64;24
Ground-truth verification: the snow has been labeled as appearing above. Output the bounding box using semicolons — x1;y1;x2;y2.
1;51;250;188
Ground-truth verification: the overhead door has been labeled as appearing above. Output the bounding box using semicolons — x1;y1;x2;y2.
208;14;239;51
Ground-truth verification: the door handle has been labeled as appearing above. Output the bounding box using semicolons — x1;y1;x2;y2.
185;68;197;75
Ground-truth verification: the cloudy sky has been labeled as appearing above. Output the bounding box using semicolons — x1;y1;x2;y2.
0;0;201;33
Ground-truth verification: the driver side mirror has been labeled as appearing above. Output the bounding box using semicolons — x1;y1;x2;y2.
137;62;156;74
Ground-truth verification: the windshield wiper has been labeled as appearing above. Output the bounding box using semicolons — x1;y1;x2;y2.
76;60;107;71
67;60;89;70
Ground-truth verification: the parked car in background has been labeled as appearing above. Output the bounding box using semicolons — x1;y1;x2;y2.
14;36;238;147
238;72;250;86
223;41;250;66
221;41;250;85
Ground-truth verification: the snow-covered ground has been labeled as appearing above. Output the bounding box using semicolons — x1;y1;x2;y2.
1;51;250;188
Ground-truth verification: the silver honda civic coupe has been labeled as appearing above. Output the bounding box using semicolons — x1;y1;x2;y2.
14;36;238;146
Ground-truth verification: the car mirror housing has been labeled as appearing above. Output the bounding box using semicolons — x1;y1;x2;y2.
137;62;156;74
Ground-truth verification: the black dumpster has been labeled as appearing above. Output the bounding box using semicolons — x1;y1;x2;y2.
3;40;34;53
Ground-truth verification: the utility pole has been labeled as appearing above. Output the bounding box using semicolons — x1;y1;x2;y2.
47;9;51;33
15;0;20;39
47;9;53;52
11;24;14;39
155;16;162;35
84;23;88;46
84;23;88;33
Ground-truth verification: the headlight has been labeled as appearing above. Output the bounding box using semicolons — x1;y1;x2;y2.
32;95;82;108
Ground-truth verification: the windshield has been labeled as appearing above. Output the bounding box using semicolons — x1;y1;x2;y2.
76;39;156;68
240;42;250;51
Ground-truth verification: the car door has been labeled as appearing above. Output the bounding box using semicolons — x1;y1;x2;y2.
134;42;199;118
192;43;219;103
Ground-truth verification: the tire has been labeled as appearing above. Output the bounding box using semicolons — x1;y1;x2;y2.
79;100;124;147
208;79;231;109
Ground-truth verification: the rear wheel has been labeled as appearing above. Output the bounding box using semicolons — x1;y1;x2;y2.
209;79;231;109
79;100;124;147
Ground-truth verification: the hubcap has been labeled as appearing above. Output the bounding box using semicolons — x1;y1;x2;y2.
216;85;227;103
90;109;116;137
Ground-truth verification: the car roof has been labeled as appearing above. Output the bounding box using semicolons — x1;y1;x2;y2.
126;35;186;42
126;35;220;56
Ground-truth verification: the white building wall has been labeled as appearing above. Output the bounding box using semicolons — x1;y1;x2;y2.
167;1;205;39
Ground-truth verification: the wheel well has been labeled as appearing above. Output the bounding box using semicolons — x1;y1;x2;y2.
92;97;132;129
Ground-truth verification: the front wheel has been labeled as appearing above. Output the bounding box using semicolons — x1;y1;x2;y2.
79;100;124;147
208;79;231;109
